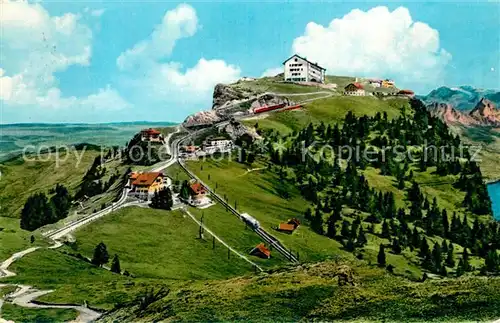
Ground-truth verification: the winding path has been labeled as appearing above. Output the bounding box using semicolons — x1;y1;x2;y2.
0;248;101;323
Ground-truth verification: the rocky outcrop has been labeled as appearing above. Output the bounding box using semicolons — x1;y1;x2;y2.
470;98;500;125
212;84;251;110
219;120;261;141
428;102;478;126
428;98;500;127
183;110;221;127
250;94;292;111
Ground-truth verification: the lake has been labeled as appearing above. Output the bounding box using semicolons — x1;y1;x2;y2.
488;181;500;220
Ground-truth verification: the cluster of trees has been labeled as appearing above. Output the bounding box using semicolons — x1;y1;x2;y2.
75;156;119;200
151;187;173;210
92;242;121;274
455;166;492;215
124;134;163;166
255;98;497;276
21;184;71;231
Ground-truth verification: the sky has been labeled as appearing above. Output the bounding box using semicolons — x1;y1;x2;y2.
0;0;499;124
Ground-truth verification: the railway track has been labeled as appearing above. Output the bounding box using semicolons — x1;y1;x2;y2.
178;160;298;263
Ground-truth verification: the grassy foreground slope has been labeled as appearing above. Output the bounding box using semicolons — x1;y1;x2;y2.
0;150;100;218
0;304;78;323
73;207;257;280
3;248;157;310
101;259;500;322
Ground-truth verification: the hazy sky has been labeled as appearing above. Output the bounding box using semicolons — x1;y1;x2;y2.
1;0;499;123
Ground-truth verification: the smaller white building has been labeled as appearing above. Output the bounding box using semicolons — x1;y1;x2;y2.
202;137;233;154
283;54;326;83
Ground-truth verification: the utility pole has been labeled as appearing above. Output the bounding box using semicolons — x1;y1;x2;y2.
213;236;215;249
228;248;230;260
199;213;205;239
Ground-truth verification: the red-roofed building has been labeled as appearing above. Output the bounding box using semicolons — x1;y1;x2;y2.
140;128;163;143
131;172;166;195
250;243;271;259
278;223;296;233
278;218;301;233
398;89;415;98
344;83;366;96
187;182;208;205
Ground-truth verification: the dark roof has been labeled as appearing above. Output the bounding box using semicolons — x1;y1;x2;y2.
282;54;326;71
398;89;414;95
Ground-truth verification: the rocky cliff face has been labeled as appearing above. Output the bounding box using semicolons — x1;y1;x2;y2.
212;83;252;110
428;102;478;126
470;98;500;125
429;98;500;127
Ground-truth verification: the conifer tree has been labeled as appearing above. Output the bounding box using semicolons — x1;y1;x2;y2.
92;242;109;267
377;245;386;266
326;215;337;239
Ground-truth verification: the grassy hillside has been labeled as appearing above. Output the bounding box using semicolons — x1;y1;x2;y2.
186;158;485;279
186;159;351;263
244;96;407;135
0;217;49;260
0;304;78;323
3;248;157;310
0;150;100;218
73;207;258;280
231;76;332;95
101;259;500;322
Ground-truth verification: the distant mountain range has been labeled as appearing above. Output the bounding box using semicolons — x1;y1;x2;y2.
421;86;500;127
419;86;500;112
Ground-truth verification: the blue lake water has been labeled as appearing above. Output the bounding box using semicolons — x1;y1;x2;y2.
488;181;500;220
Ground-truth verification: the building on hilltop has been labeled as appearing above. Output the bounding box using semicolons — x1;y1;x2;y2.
140;128;163;143
344;83;366;96
283;54;326;83
397;89;415;98
368;79;382;87
130;172;167;198
382;79;395;88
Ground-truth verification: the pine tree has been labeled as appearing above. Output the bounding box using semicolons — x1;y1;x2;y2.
341;220;350;238
92;242;109;267
446;243;455;268
311;208;324;235
326;215;337;239
381;220;390;238
432;242;443;272
305;208;313;221
111;254;121;274
377;245;386;266
357;227;367;247
391;238;402;254
485;250;499;272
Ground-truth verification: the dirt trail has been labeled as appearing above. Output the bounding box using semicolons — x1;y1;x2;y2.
0;248;101;322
